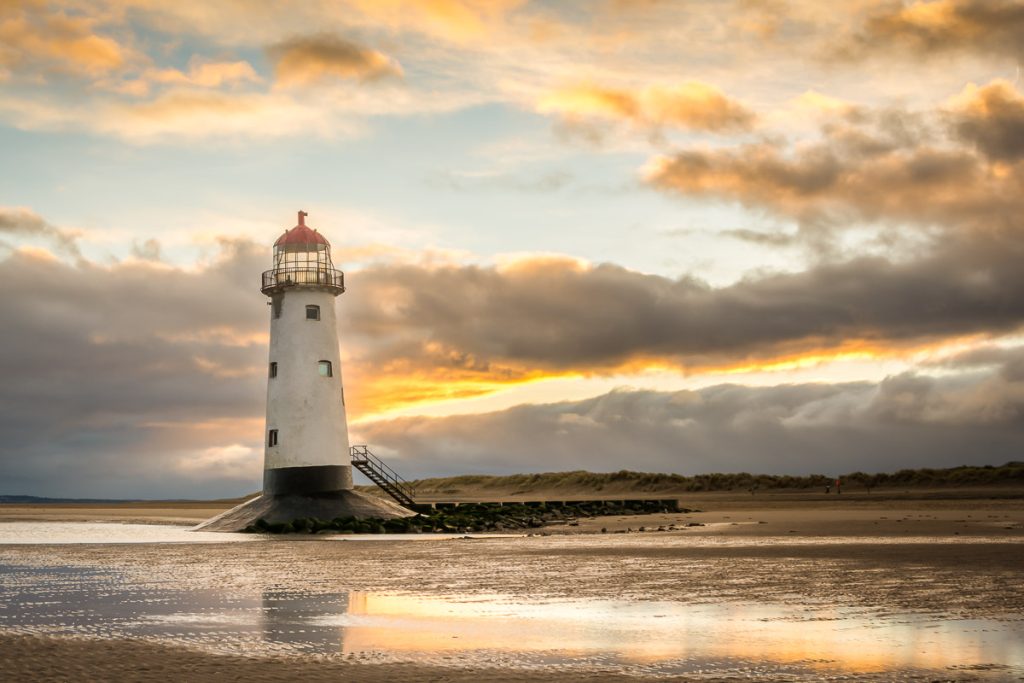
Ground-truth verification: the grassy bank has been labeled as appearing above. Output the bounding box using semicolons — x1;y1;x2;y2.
355;462;1024;498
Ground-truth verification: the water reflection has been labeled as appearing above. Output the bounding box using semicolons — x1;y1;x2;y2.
0;562;1021;679
259;590;356;652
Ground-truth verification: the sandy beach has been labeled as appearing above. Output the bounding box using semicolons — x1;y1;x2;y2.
1;489;1023;681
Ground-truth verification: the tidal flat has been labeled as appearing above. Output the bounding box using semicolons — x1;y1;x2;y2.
1;495;1023;682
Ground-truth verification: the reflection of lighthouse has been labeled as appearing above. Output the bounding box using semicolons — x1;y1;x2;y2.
194;211;413;531
261;211;352;495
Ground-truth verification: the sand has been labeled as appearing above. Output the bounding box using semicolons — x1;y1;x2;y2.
1;488;1022;681
0;634;652;683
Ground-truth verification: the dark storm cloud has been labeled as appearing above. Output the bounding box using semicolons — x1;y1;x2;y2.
838;0;1024;61
949;81;1024;162
355;366;1024;479
0;242;269;498
345;226;1024;373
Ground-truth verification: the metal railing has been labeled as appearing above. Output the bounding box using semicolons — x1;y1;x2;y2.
261;266;345;293
350;445;416;505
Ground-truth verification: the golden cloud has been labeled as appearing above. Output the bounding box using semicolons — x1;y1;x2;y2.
348;0;526;44
0;9;126;77
149;59;261;89
538;81;755;133
643;83;1024;228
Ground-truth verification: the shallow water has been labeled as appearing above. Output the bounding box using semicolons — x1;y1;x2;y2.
0;522;515;544
1;559;1022;679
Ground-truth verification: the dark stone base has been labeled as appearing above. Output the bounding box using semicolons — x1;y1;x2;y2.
193;490;414;532
263;464;353;495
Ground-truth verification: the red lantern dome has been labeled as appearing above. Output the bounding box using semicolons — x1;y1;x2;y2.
274;211;330;247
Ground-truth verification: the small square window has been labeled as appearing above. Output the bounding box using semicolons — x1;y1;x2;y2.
269;362;277;378
318;360;332;377
268;429;278;447
306;304;320;320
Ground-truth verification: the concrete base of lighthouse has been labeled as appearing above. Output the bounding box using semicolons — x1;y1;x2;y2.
264;464;354;495
194;465;415;532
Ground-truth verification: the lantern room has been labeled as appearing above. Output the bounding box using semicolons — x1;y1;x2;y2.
261;211;345;295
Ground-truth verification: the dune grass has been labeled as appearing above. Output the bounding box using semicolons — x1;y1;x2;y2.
355;462;1024;497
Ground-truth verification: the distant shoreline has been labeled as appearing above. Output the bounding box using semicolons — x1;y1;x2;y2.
5;462;1023;505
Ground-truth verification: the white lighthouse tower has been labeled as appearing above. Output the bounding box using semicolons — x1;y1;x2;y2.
195;211;413;531
261;210;352;495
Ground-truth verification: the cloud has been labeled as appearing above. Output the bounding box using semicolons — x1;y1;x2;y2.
0;239;269;498
101;89;355;142
3;212;1024;496
538;81;756;134
839;0;1024;61
0;7;127;78
269;33;402;86
948;80;1024;162
721;228;798;247
0;206;80;257
354;367;1024;479
343;228;1024;390
347;0;527;44
148;59;262;89
644;86;1024;233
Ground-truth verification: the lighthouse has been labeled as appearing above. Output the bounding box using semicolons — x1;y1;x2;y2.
261;210;352;495
195;211;413;531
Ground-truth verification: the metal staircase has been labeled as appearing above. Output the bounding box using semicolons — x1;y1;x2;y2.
350;445;417;508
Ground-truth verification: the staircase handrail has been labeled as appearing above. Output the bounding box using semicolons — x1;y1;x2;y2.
350;445;416;500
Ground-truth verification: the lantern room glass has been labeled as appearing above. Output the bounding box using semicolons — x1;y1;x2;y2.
272;240;334;272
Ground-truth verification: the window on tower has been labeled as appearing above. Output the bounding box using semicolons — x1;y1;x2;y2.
269;362;277;378
268;429;278;447
318;360;332;377
306;304;320;320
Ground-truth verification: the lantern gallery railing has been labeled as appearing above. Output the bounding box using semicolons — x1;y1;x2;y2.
261;266;345;293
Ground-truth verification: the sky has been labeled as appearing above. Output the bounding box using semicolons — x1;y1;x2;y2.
2;0;1024;498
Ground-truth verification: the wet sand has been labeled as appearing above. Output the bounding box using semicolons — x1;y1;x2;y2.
4;487;1022;538
0;634;672;682
1;490;1022;681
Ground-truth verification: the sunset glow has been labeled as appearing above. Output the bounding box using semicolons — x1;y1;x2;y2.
2;0;1024;497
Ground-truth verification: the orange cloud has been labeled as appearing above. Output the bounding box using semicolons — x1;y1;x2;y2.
0;9;126;77
148;59;261;89
348;0;526;43
538;81;756;133
269;33;402;86
841;0;1024;60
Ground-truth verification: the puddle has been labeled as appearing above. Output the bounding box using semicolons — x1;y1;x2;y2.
0;522;256;545
1;562;1021;678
